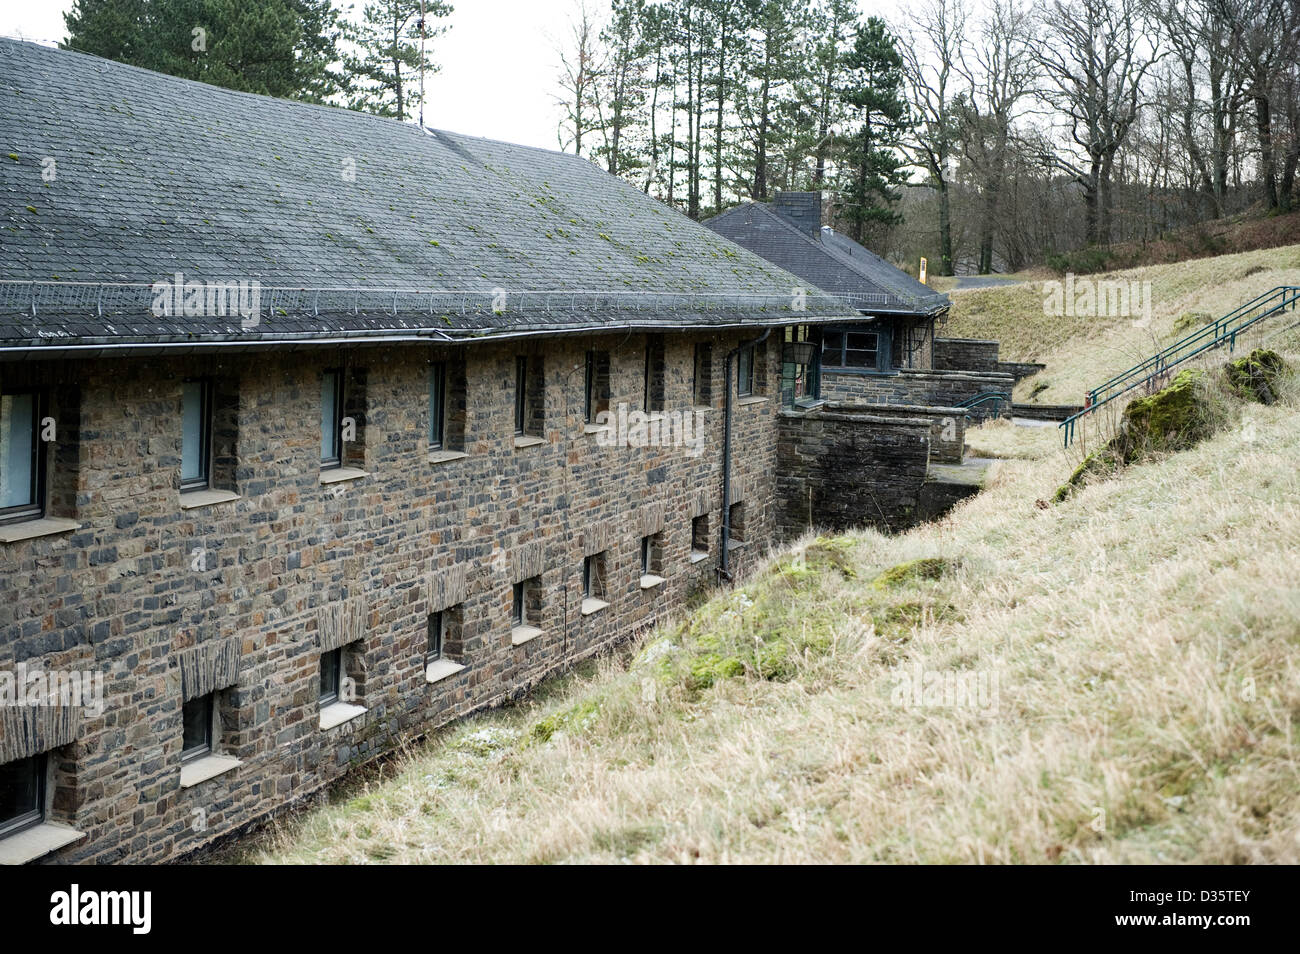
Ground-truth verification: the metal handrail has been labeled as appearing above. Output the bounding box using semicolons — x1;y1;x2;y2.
1060;285;1300;446
957;391;1011;417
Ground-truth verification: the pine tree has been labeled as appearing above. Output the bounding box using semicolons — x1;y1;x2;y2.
837;17;912;241
346;0;453;122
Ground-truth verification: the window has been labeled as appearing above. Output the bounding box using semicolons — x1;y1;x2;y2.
515;356;544;438
429;362;446;450
644;336;665;413
737;344;755;397
584;350;610;423
181;694;213;762
582;553;606;601
822;327;888;371
512;577;540;629
693;343;712;406
691;514;710;557
727;502;746;546
427;611;444;664
320;369;343;468
0;754;45;839
0;389;44;524
319;648;342;706
640;533;663;577
514;356;528;436
781;326;821;407
180;379;212;491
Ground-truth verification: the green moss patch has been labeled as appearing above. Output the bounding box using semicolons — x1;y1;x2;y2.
1224;349;1291;405
872;557;952;589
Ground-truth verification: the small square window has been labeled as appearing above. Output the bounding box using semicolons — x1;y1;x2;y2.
181;694;214;762
0;754;46;839
320;648;342;706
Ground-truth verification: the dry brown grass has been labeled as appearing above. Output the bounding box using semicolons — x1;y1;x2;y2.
232;364;1300;864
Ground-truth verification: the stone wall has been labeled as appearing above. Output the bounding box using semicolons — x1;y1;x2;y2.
820;368;1014;422
836;403;965;463
0;328;783;863
934;337;1000;372
775;407;931;537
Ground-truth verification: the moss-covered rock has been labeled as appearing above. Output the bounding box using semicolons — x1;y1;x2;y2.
1115;369;1213;462
872;557;951;589
1224;349;1291;405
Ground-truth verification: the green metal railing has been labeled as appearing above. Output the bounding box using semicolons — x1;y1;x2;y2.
1060;285;1300;446
958;391;1011;418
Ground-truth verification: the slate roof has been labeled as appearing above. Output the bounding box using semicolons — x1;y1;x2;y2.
703;201;950;318
0;39;855;356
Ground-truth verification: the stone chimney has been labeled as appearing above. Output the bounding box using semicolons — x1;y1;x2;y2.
772;191;822;240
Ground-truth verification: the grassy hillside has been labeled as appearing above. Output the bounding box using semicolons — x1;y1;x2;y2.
231;363;1300;864
942;243;1300;409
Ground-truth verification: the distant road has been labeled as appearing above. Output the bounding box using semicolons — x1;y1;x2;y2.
948;275;1024;291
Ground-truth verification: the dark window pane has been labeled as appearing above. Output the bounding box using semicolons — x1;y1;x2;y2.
738;346;754;396
429;363;446;449
641;536;651;575
427;612;443;662
181;695;212;760
320;649;340;703
514;357;527;435
0;391;39;512
511;581;524;625
321;371;341;465
0;754;43;836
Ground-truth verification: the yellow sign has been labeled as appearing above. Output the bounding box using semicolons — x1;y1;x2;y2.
919;257;928;284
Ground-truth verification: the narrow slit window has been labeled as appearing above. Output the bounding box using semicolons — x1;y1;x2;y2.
514;356;527;436
319;648;342;706
737;345;755;397
181;379;212;491
427;611;444;664
429;362;446;450
320;369;343;468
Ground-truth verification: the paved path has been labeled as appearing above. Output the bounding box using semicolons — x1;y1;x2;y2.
948;275;1024;291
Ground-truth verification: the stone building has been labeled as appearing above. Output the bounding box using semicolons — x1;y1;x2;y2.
0;38;869;864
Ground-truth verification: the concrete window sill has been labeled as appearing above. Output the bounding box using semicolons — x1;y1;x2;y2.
580;597;610;616
639;574;666;590
0;517;80;544
726;539;748;551
319;701;367;730
179;754;242;789
428;450;468;465
179;489;240;510
320;467;369;485
511;624;544;646
690;550;709;564
582;423;610;436
737;395;768;407
0;822;86;866
513;435;546;449
425;658;466;684
690;405;713;413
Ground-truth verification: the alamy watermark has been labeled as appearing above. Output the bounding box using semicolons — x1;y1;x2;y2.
890;663;1000;713
593;402;706;457
0;663;104;717
151;270;260;328
1043;273;1152;325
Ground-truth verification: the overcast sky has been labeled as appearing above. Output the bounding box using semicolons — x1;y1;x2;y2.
0;1;908;153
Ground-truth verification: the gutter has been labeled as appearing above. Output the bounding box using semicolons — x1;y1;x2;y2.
0;313;858;361
718;326;772;583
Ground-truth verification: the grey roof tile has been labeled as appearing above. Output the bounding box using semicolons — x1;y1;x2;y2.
0;39;855;353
